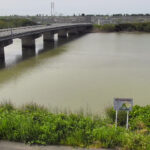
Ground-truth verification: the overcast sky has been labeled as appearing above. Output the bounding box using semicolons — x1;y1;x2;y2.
0;0;150;16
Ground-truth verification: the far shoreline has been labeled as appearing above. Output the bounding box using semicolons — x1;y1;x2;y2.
91;29;150;34
92;22;150;33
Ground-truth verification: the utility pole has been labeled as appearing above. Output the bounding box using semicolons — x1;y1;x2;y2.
51;1;55;16
53;2;55;16
51;2;52;16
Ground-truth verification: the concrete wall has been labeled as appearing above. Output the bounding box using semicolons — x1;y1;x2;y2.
91;16;150;25
29;16;91;24
28;15;150;25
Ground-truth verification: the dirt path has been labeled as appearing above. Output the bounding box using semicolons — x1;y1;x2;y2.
0;141;114;150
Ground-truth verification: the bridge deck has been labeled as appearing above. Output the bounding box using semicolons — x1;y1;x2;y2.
0;23;92;42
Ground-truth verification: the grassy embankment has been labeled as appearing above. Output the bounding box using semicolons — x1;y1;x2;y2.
94;22;150;32
0;17;37;29
0;102;150;149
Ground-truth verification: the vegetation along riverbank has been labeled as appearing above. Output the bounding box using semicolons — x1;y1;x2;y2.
93;22;150;32
0;17;37;29
0;102;150;149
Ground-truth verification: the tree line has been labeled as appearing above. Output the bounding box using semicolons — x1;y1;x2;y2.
0;17;37;29
95;22;150;32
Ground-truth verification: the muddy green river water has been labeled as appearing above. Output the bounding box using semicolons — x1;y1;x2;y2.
0;33;150;113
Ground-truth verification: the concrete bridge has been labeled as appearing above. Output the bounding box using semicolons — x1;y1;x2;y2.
0;23;92;62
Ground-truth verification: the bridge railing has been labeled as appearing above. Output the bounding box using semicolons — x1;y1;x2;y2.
0;25;45;32
0;25;47;37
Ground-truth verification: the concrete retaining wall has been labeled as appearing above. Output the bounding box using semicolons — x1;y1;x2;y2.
28;15;150;25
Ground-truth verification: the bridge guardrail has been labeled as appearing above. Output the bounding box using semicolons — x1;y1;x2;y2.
0;25;45;33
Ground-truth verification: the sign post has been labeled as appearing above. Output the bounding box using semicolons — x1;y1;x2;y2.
114;98;133;130
126;110;129;130
115;110;118;128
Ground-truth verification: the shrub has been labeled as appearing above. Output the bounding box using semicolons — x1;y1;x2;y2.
105;107;127;126
0;17;37;29
0;103;150;149
122;132;150;150
94;22;150;32
129;105;150;130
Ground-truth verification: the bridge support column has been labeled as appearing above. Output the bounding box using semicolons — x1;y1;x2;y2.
21;34;41;49
78;27;86;34
0;47;5;68
0;40;13;64
21;34;41;59
58;30;67;38
22;48;36;59
85;26;92;33
0;47;4;62
43;32;54;42
68;28;79;36
44;41;55;50
22;37;35;49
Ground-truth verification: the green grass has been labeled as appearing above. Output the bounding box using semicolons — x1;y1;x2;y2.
0;102;150;149
94;22;150;32
0;17;37;29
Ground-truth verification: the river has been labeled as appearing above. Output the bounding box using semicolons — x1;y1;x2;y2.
0;32;150;114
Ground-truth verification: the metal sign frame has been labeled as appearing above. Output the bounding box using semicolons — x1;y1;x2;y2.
114;98;133;130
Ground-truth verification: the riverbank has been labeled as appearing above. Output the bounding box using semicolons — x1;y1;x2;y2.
93;22;150;32
0;102;150;150
0;17;37;29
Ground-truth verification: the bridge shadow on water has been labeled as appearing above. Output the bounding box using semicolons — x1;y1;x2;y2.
0;58;5;69
38;34;83;54
0;33;85;70
0;33;86;86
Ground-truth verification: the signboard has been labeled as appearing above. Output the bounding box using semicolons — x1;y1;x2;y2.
114;98;133;111
114;98;133;130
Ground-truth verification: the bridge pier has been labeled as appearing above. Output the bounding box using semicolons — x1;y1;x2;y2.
22;38;35;48
21;34;41;59
43;41;55;50
22;47;36;59
85;26;92;33
68;28;79;36
0;40;13;63
0;47;4;62
78;27;87;34
43;32;54;42
0;47;5;68
21;34;41;49
58;30;67;38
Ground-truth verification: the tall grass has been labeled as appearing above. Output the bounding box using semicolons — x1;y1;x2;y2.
0;17;37;29
94;22;150;32
0;102;149;149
